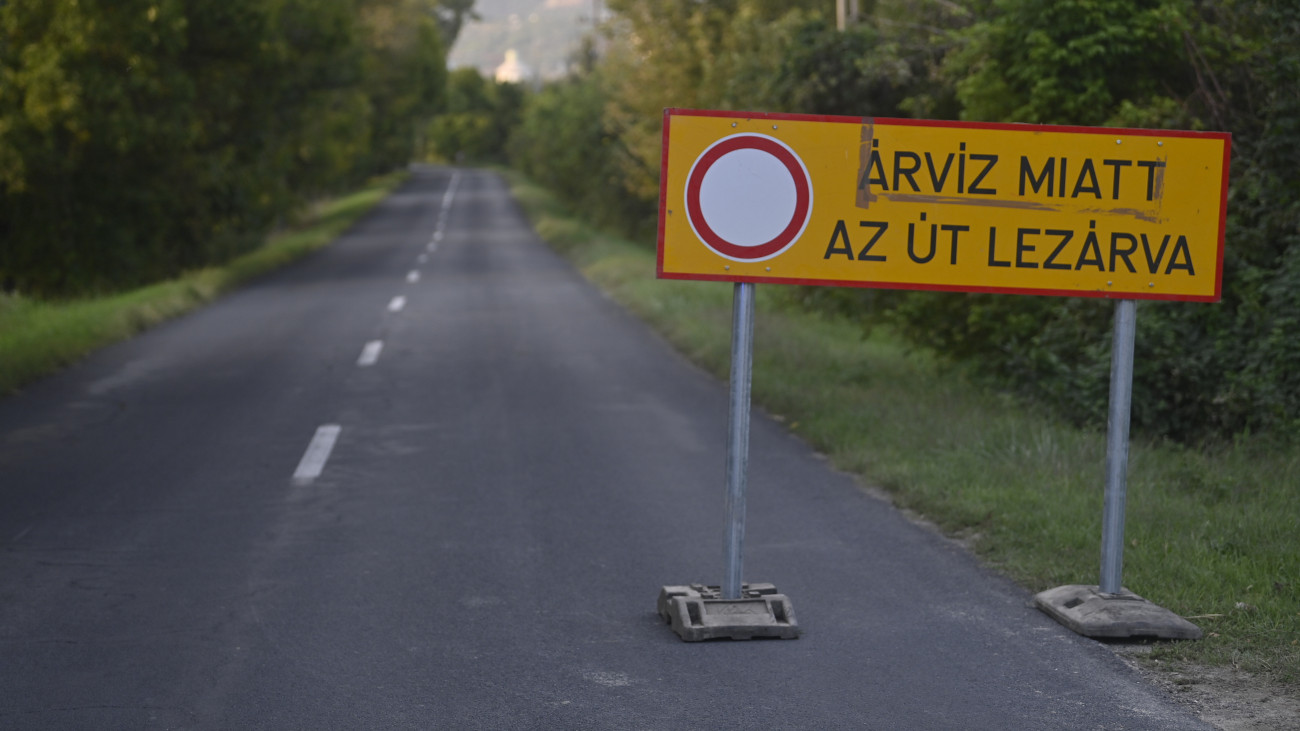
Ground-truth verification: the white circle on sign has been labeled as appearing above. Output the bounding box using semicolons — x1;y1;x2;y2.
697;148;798;247
684;133;812;263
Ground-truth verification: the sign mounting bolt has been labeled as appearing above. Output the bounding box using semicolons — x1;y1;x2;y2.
724;265;731;271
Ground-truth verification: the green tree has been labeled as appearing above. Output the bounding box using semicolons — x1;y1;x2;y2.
508;66;652;235
505;0;1300;440
886;0;1300;440
359;0;447;174
0;0;457;296
0;0;201;293
597;1;824;206
427;67;522;163
427;0;479;47
950;0;1194;126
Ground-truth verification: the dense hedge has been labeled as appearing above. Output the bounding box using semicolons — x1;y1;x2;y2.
507;0;1300;442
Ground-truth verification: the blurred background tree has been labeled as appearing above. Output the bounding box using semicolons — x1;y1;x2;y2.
0;0;458;296
426;67;522;163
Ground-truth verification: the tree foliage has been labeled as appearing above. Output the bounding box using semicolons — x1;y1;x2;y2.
426;67;522;164
0;0;460;296
950;0;1195;126
505;0;1300;442
890;0;1300;441
508;61;654;237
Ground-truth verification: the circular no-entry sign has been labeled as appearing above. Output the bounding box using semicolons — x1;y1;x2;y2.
684;133;813;263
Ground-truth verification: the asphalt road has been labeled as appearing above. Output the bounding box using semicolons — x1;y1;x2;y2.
0;167;1212;729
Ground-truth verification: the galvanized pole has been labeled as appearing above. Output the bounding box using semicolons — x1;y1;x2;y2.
723;282;756;600
1099;299;1137;594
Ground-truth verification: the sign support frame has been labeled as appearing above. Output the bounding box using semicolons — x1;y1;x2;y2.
657;107;1229;642
1033;299;1202;640
656;281;801;640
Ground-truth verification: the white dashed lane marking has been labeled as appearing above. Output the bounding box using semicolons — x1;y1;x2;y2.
357;340;384;367
293;425;341;484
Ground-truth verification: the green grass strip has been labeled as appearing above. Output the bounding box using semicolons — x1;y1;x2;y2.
0;172;406;396
504;169;1300;690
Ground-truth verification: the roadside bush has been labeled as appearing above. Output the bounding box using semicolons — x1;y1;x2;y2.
507;70;654;239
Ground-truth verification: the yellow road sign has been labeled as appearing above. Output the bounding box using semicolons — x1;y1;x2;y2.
657;109;1231;302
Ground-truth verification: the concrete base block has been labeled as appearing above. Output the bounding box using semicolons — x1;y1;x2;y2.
1034;585;1202;640
657;583;800;641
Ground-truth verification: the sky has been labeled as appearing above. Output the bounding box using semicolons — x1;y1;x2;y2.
447;0;597;80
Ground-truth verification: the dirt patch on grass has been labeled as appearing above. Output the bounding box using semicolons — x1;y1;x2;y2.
1110;645;1300;730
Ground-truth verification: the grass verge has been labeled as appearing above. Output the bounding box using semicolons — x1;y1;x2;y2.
0;172;406;396
504;169;1299;691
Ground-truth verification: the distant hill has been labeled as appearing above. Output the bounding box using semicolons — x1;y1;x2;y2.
448;0;601;81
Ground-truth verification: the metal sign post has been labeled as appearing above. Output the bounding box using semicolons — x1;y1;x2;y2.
657;282;799;640
723;282;755;600
1034;299;1202;639
1099;299;1137;594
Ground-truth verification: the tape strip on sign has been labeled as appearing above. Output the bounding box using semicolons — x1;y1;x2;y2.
657;108;1231;302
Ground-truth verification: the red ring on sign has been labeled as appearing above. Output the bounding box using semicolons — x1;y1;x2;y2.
685;135;812;261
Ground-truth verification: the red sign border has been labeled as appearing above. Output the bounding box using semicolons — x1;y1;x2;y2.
656;107;1232;303
684;133;812;262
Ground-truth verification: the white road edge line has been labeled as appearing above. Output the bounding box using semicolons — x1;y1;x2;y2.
388;295;406;312
357;340;384;367
406;270;420;283
417;254;428;264
293;424;341;483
